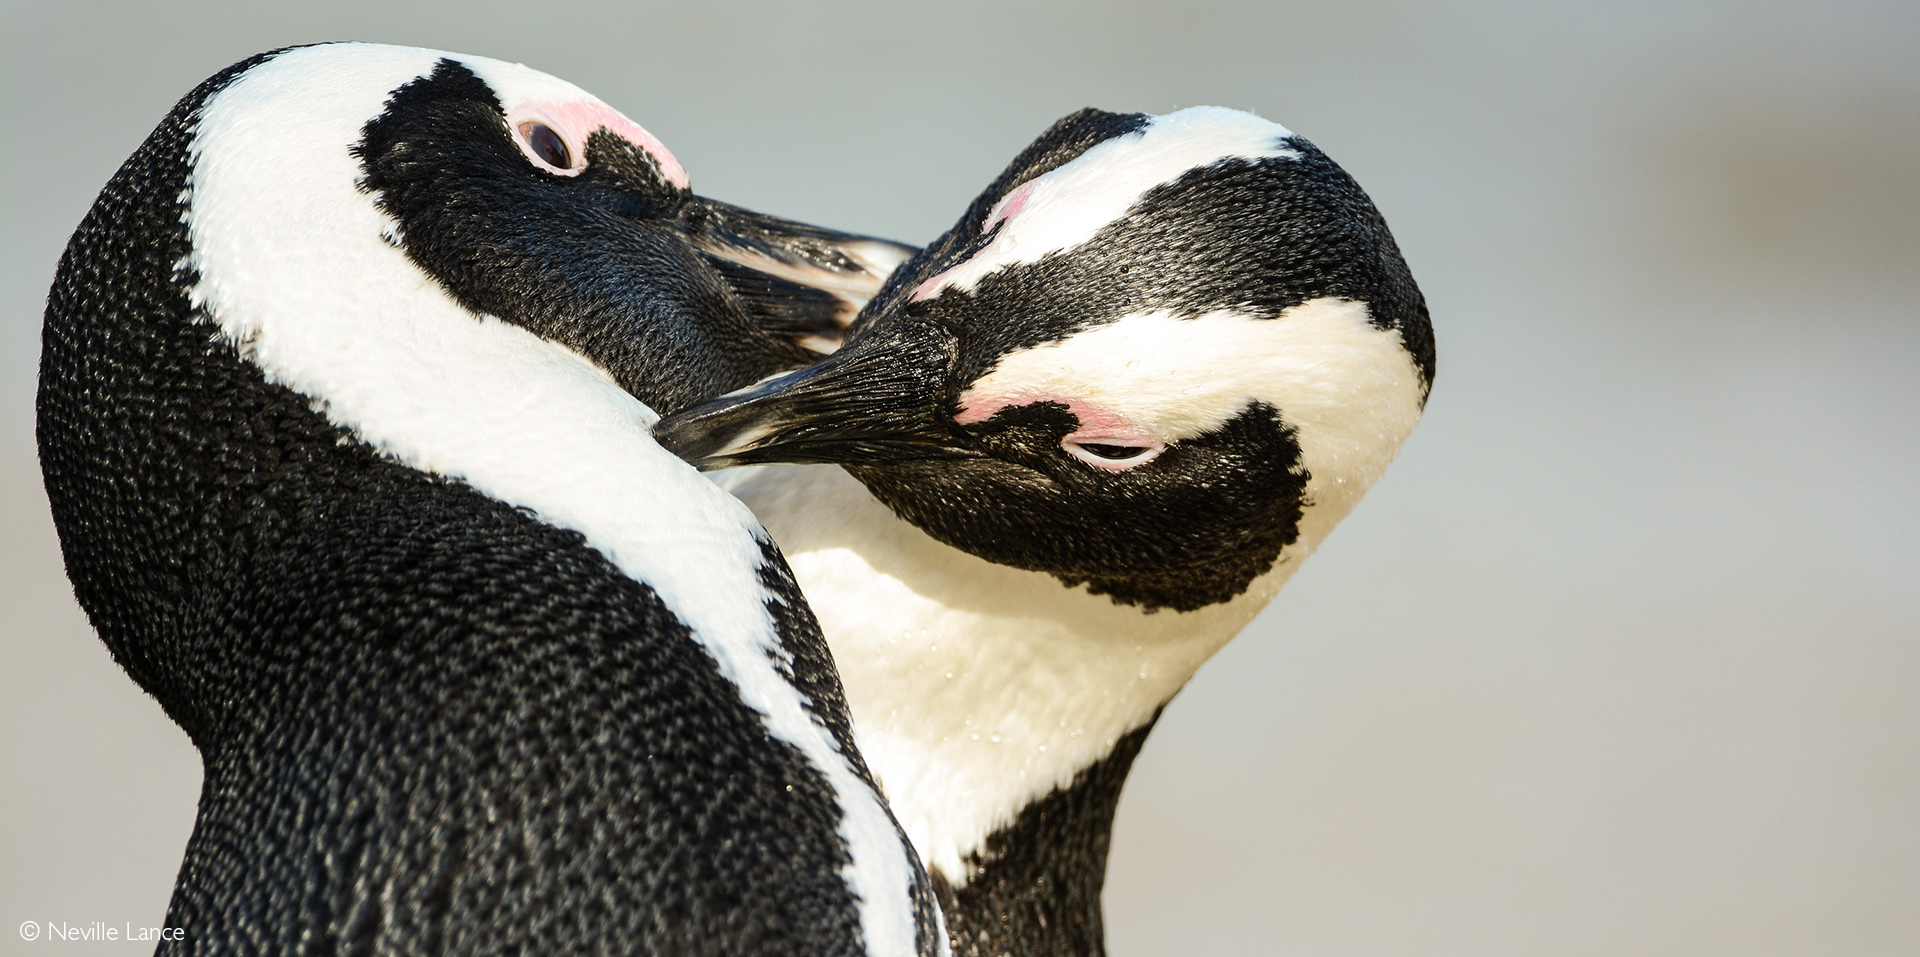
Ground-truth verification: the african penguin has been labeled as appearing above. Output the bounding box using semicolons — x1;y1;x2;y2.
37;43;944;956
655;106;1434;955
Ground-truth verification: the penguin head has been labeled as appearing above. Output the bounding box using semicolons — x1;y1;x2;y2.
187;43;911;418
655;107;1434;611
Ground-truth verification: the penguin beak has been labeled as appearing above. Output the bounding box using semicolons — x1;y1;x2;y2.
653;317;976;471
682;198;917;354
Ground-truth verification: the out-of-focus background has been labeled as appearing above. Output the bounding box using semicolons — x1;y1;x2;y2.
4;1;1915;953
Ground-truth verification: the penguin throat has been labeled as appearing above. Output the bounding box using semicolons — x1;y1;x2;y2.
713;464;1314;880
930;718;1157;957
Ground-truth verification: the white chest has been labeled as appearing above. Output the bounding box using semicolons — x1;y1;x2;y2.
717;464;1304;879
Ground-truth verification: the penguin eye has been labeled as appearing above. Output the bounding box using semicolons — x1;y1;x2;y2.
520;122;574;170
1062;436;1165;471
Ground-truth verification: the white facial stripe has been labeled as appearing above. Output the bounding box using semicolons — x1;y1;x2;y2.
913;106;1299;300
184;44;922;955
959;298;1425;499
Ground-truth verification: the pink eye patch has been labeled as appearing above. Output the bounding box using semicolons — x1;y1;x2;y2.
954;392;1124;430
510;100;688;188
956;393;1165;471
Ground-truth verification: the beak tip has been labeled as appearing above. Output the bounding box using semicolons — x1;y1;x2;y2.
653;338;961;471
653;408;767;471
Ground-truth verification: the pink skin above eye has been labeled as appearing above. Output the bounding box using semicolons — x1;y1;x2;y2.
910;180;1036;301
983;180;1034;232
956;392;1166;471
510;100;690;189
909;269;955;302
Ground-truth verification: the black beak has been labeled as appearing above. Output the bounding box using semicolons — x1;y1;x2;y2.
652;317;977;471
681;198;918;355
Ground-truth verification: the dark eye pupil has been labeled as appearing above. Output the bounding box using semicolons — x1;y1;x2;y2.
527;124;571;168
1078;443;1139;460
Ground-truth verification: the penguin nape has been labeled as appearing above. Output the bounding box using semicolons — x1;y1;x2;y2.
655;106;1435;956
36;43;946;956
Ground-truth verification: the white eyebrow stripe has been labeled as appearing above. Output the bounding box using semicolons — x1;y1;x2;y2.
913;107;1299;301
957;298;1426;502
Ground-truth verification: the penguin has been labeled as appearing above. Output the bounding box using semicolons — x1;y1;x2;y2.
36;43;945;956
654;106;1435;956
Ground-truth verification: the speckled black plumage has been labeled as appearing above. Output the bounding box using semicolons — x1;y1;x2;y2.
38;48;936;956
931;720;1156;957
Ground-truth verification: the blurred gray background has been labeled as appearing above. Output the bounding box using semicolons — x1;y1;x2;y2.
4;1;1915;954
